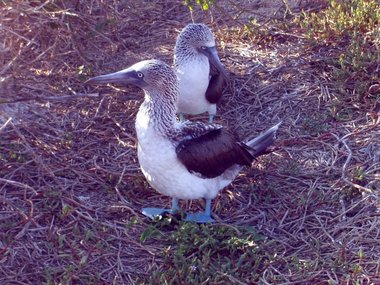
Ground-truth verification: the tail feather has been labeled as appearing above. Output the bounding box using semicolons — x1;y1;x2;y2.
245;122;281;158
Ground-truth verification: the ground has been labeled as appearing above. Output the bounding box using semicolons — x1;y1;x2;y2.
1;0;379;284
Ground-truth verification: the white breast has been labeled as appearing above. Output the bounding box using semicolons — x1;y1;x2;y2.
135;114;234;200
176;58;214;115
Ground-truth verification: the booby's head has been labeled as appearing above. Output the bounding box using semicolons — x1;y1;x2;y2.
86;59;179;100
175;23;228;79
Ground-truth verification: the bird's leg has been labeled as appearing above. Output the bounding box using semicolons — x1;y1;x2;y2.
184;198;214;223
204;198;212;216
179;113;185;122
171;198;179;212
142;198;180;219
208;114;215;123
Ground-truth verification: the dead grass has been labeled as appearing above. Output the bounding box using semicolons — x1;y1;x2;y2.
1;0;379;284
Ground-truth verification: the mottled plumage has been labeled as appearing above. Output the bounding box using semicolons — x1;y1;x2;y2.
87;59;280;223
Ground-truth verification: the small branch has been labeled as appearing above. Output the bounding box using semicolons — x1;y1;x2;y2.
2;26;38;46
330;195;376;222
0;117;12;132
0;178;37;195
0;93;99;104
331;133;373;194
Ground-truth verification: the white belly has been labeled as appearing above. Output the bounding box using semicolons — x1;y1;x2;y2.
136;125;228;200
176;60;215;115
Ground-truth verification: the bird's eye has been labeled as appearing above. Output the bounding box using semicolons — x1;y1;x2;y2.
137;72;144;78
201;46;207;50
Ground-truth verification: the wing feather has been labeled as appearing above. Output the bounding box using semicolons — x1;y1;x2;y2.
206;63;228;104
176;128;253;179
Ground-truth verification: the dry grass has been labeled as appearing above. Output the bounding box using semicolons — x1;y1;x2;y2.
1;0;379;284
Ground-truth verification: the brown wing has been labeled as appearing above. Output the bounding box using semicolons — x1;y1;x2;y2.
176;128;253;179
205;73;227;104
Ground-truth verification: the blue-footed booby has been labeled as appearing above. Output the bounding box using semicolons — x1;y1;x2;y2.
175;23;229;123
87;59;280;223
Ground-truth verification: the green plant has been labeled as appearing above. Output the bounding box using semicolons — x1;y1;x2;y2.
184;0;215;11
140;220;276;284
297;0;379;42
352;166;366;182
296;0;380;103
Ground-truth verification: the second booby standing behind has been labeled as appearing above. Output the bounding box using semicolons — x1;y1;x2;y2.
175;23;229;123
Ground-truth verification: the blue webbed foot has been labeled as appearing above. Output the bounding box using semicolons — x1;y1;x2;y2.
142;207;174;219
142;198;180;219
184;198;214;223
142;198;215;223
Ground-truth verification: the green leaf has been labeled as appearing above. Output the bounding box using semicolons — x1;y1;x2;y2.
140;226;163;242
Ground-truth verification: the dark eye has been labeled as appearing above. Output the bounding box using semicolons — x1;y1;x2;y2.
201;46;207;50
137;72;144;78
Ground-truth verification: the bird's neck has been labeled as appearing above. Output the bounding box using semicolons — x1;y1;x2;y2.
174;43;199;65
136;90;178;135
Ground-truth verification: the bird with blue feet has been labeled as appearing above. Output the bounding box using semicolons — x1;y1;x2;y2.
87;59;280;223
175;23;229;123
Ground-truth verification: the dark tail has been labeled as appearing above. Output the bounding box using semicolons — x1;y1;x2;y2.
245;122;281;158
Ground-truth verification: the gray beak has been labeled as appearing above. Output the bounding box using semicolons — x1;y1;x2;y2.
86;67;143;87
201;46;229;80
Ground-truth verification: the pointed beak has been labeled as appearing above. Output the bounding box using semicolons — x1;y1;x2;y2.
86;67;141;87
201;46;229;80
